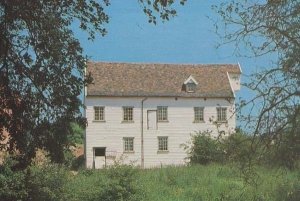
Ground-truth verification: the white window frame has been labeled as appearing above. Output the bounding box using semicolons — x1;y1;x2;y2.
157;106;168;122
123;107;134;122
194;107;204;122
123;137;134;152
217;107;227;122
158;136;168;152
94;106;105;121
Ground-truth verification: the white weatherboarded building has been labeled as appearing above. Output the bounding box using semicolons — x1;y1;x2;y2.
85;62;241;168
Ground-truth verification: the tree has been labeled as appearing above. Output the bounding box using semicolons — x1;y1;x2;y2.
214;1;300;166
0;0;186;168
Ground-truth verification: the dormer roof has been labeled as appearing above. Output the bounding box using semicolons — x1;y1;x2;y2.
184;75;198;85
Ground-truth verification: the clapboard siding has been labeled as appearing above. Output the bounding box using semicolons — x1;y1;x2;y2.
85;97;236;168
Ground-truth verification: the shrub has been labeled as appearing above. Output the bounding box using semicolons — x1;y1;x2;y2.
98;164;140;201
222;132;255;163
0;157;69;201
188;131;225;164
0;157;27;201
24;164;69;201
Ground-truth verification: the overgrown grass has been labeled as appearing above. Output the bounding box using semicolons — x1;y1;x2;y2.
1;159;298;200
66;164;299;201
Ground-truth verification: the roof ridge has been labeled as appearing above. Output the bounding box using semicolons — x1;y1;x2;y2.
87;60;239;67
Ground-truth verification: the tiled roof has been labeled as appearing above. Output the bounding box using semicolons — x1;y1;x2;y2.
86;62;241;98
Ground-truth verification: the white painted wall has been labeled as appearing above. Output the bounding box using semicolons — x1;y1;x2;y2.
228;73;241;91
85;97;236;168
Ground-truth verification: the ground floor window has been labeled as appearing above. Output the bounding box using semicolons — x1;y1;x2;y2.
123;137;134;152
158;136;168;151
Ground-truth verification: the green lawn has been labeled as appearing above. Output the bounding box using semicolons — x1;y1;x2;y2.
66;164;299;201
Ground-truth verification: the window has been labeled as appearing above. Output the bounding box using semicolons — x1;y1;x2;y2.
158;137;168;151
94;106;105;121
194;107;204;122
157;106;168;121
94;147;106;156
184;75;198;93
123;107;133;122
186;83;196;92
123;137;134;152
217;107;227;122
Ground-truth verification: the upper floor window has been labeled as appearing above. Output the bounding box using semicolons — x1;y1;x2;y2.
157;106;168;121
123;107;133;122
194;107;204;122
217;107;227;122
158;136;168;151
94;106;105;121
123;137;134;152
186;82;196;92
184;75;198;93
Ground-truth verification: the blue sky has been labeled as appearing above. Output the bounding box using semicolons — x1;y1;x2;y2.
74;0;275;124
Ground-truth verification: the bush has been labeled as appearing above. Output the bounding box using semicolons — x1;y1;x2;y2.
0;157;27;201
0;157;69;201
24;164;69;201
222;132;255;163
188;131;225;164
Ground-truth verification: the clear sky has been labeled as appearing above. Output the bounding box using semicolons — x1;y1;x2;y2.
74;0;275;125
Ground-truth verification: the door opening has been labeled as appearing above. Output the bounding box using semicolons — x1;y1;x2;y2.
93;147;106;169
147;110;157;130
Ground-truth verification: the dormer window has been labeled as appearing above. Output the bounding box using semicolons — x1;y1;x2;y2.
184;75;198;93
186;82;196;92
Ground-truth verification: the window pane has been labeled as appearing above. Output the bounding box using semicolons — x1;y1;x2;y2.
158;137;168;151
157;106;168;121
194;107;204;122
124;137;134;151
217;108;227;122
94;106;104;121
123;107;133;121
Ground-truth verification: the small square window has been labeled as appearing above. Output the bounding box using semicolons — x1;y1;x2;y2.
217;107;227;122
157;106;168;121
123;137;134;152
158;137;168;151
123;107;133;122
94;106;105;121
186;83;196;92
194;107;204;122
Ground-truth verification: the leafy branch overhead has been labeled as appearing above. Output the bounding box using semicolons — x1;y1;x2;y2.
214;0;300;159
139;0;187;24
0;0;186;168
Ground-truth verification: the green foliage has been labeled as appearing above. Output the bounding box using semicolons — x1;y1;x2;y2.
214;0;300;173
1;158;299;201
188;131;225;165
0;157;27;201
71;154;85;171
132;164;299;201
0;158;68;201
66;164;141;201
275;174;300;201
24;164;69;201
68;123;84;145
222;132;256;164
98;164;140;201
0;0;186;168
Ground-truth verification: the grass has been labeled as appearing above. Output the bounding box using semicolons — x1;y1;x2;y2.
66;164;299;201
